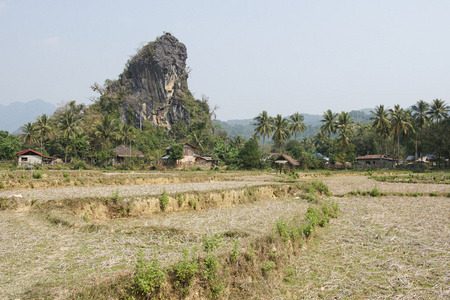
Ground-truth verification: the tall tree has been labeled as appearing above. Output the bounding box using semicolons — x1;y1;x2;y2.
272;114;291;149
411;100;429;160
118;123;136;146
95;114;119;150
20;122;38;147
427;99;449;123
320;109;337;157
390;105;414;163
253;111;274;147
289;112;307;141
371;105;391;160
59;110;83;162
336;112;354;149
35;114;53;149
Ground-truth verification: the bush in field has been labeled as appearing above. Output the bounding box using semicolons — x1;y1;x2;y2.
160;188;169;211
133;252;165;296
172;250;199;296
32;171;42;179
203;234;223;253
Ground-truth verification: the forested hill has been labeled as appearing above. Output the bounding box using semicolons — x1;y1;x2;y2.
215;109;372;139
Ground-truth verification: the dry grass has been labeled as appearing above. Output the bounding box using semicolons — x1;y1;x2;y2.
0;193;307;299
0;180;274;202
321;175;449;195
271;195;450;299
1;172;448;299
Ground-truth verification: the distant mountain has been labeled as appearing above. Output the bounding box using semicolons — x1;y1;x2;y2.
215;109;373;139
0;99;56;134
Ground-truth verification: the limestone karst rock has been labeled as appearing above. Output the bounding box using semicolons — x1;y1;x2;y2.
101;33;192;129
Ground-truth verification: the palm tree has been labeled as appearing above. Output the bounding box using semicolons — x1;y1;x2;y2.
371;105;391;161
336;111;354;149
320;109;338;157
427;99;449;123
35;114;53;149
289;112;307;141
118;123;136;146
59;110;83;162
272;114;291;149
411;100;429;160
20;122;38;146
253;111;274;147
390;105;414;163
95;114;119;150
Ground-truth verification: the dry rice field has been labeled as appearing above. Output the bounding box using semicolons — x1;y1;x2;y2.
0;171;449;299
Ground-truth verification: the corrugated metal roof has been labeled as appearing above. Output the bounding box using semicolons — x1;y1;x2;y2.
356;154;394;161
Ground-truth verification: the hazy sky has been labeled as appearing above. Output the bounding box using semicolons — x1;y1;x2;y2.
1;1;449;120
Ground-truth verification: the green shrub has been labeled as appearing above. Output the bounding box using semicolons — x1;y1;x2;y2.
370;186;379;197
312;180;332;196
245;247;255;261
72;160;87;170
160;188;169;211
204;254;220;280
261;261;276;276
173;250;199;295
177;194;185;207
203;234;223;252
0;182;4;189
203;254;224;298
188;198;198;210
230;240;239;262
133;252;165;296
429;191;438;197
32;171;42;179
111;189;119;201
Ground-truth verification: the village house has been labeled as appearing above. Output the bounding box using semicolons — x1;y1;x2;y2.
112;145;145;164
16;149;55;167
162;142;198;165
272;154;300;173
356;154;395;168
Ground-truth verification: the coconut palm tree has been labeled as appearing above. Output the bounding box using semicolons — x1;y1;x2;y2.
320;109;338;157
35;114;53;149
371;105;391;160
289;112;307;141
411;100;429;160
390;105;414;163
118;123;136;146
95;114;119;150
272;114;291;150
336;111;354;148
20;122;38;146
253;110;274;147
59;110;83;162
427;99;449;123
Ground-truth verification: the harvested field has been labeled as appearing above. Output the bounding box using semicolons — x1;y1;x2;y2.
0;172;448;299
0;190;307;299
274;195;450;299
321;175;449;195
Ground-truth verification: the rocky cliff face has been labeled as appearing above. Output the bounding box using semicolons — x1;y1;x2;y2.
108;33;191;129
